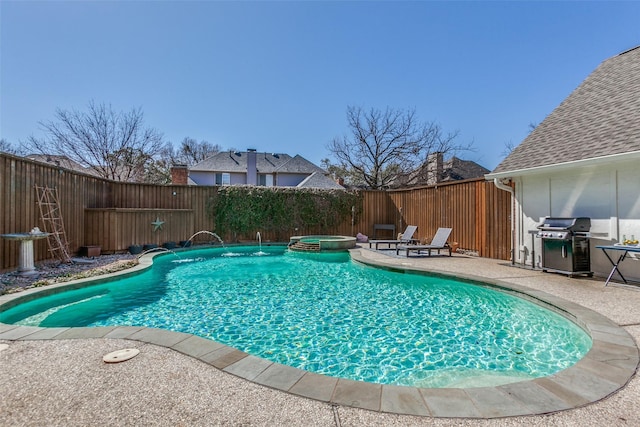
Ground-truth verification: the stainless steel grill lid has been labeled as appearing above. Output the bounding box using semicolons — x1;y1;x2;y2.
537;217;591;232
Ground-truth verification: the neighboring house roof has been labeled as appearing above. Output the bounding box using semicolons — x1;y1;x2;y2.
25;154;100;176
190;151;326;175
392;153;489;188
276;154;327;174
491;46;640;176
296;171;345;189
440;157;490;182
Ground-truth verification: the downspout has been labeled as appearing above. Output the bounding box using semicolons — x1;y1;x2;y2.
493;178;515;265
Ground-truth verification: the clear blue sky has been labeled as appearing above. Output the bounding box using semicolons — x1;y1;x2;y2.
1;1;639;171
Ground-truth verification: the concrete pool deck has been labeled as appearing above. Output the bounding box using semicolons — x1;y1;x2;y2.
1;247;639;425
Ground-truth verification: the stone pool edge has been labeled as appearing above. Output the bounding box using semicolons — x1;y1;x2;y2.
0;248;637;419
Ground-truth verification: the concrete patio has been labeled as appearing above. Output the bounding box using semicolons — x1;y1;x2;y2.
1;248;639;426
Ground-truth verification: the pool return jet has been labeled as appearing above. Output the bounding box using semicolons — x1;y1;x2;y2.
254;232;269;256
184;231;243;256
136;246;181;260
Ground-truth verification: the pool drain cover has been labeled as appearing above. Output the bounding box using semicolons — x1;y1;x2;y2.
103;348;140;363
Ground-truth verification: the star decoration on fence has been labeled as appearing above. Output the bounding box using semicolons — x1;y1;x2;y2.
151;217;164;232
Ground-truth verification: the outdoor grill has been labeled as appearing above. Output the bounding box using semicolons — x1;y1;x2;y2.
536;217;592;277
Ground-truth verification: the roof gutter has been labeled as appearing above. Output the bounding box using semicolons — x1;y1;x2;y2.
493;177;513;194
485;150;640;180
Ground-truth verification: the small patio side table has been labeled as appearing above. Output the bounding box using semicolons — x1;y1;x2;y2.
596;245;640;286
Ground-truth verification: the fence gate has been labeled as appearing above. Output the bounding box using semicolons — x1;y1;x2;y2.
35;185;72;263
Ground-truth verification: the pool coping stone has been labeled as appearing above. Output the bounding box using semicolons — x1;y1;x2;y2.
0;247;637;419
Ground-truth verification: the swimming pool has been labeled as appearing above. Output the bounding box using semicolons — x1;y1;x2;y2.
0;245;591;388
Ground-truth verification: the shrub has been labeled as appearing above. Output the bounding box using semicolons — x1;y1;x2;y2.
208;186;362;241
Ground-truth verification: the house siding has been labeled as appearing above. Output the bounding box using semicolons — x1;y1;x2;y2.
512;159;640;282
189;171;247;186
277;173;309;187
189;171;215;186
230;173;246;185
489;46;640;284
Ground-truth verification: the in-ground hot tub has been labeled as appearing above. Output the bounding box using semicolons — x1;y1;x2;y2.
288;235;356;251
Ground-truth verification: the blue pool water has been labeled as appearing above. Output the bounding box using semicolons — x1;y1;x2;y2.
0;246;592;388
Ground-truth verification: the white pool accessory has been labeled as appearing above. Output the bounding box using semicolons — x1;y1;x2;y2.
103;348;140;363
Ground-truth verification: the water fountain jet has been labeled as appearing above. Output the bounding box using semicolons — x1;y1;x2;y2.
186;231;225;247
254;232;268;256
136;246;180;259
186;230;241;256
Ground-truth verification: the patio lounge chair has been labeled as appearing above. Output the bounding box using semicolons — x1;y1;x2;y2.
396;227;453;257
368;225;418;250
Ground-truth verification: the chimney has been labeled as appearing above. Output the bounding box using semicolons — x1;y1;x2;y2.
246;148;257;185
426;152;443;185
170;164;188;185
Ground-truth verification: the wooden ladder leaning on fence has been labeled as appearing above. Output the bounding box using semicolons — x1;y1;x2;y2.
35;185;72;263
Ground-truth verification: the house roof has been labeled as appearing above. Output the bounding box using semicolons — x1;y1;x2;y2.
296;171;345;189
391;154;489;188
441;157;490;182
490;46;640;176
190;151;326;175
25;154;100;176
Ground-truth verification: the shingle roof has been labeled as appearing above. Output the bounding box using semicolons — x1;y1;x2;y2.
25;154;100;176
296;171;345;189
390;154;489;187
491;46;640;175
442;157;490;182
190;151;326;174
275;154;326;174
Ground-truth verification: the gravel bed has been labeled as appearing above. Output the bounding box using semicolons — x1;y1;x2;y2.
0;253;137;295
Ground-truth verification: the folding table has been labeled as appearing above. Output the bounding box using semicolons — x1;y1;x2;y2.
596;245;640;286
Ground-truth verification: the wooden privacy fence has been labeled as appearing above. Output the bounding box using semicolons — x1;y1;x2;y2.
384;180;512;260
1;153;511;271
84;208;195;251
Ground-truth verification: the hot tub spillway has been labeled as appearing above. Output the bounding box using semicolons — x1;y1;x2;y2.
288;235;356;252
289;240;321;252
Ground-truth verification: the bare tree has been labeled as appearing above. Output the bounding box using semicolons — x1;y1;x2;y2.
173;137;222;166
143;142;174;184
501;122;538;159
320;158;367;188
327;106;466;189
0;138;19;154
501;140;517;158
320;158;348;179
145;138;223;185
26;101;165;182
